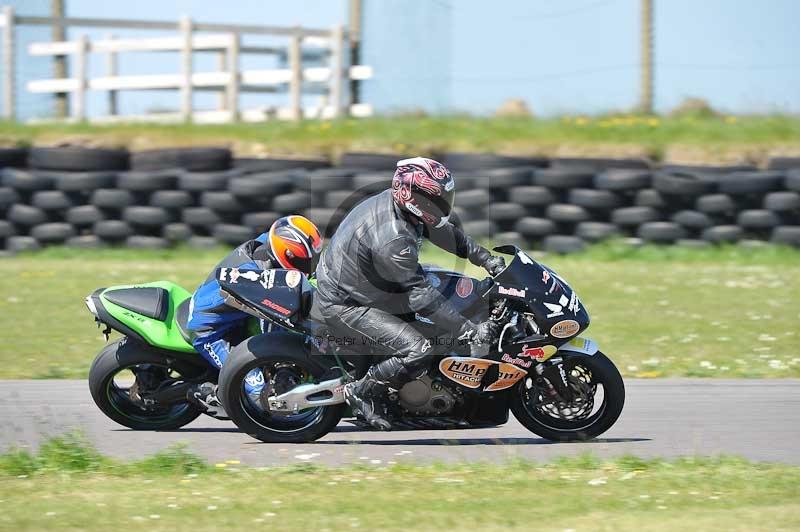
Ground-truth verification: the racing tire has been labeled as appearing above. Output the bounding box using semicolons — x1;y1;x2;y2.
509;351;624;442
218;334;345;443
88;338;204;430
28;147;129;171
130;147;231;172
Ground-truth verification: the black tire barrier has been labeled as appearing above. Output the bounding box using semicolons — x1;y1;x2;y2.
338;152;403;171
182;207;221;228
130;147;231;172
200;191;246;213
702;225;743;243
786;170;800;192
670;210;714;230
764;191;800;212
576;221;619;242
0;147;28;168
66;205;105;226
767;157;800;171
31;190;74;211
552;157;650;170
637;221;687;243
545;203;591;223
28;147;129;172
595;169;652;190
163;223;194;242
234;157;329;173
568;188;623;210
0;220;15;239
149;190;194;209
1;168;56;191
611;206;660;226
123;206;173;227
486;202;527;222
30;222;76;243
271;191;314;214
242;211;281;233
476;167;533;189
7;235;41;252
634;189;668;208
229;172;293;197
213;224;255;245
0;187;20;212
3;151;800;253
737;209;780;230
718;171;784;195
118;170;180;192
543;235;586;254
125;235;170;249
653;171;716;196
510;185;556;207
771;226;800;246
54;171;117;191
66;235;104;248
179;169;243;192
7;204;48;226
695;193;736;214
441;152;547;171
93;220;134;241
533;167;594;189
515;217;556;237
91;189;135;209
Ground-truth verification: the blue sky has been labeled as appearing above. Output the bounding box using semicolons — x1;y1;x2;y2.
8;0;800;117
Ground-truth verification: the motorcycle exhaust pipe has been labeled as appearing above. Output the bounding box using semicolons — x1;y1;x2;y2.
267;377;346;413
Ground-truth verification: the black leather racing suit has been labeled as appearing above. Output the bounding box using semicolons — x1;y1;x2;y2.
314;189;491;381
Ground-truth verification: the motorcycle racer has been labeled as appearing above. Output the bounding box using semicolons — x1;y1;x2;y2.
187;215;322;415
314;157;506;430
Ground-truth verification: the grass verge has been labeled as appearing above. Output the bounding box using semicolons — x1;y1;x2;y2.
2;114;800;162
0;435;798;531
0;242;798;379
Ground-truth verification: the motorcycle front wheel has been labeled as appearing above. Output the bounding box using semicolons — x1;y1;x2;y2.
218;335;345;443
509;351;625;442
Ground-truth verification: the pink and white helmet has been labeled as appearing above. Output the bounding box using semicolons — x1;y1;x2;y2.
391;157;455;228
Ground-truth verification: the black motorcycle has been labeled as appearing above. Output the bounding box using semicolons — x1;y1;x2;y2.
216;245;625;443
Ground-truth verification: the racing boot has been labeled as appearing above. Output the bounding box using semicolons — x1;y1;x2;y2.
188;382;228;419
344;357;419;431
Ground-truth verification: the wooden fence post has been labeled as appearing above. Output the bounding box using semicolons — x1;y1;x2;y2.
105;33;118;116
74;34;88;121
288;30;302;121
329;25;344;118
179;15;193;122
226;32;240;122
1;6;15;120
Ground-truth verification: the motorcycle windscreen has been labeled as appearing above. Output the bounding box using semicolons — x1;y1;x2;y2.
216;267;308;328
489;246;590;343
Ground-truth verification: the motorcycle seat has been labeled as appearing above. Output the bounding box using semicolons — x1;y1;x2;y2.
175;298;194;344
104;287;169;322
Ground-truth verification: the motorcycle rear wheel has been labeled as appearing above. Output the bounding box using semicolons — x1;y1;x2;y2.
509;351;625;442
218;335;345;443
88;338;205;430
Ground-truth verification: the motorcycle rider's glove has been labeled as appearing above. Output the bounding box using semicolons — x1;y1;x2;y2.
483;255;506;276
457;319;500;346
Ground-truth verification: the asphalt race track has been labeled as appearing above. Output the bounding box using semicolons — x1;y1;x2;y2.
1;379;798;466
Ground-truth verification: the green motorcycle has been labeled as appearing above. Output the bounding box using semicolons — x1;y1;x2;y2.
85;281;230;430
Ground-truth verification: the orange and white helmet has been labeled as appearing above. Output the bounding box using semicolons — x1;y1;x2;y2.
268;215;323;274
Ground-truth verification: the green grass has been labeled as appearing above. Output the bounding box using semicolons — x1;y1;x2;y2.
2;114;799;161
0;242;798;379
1;436;798;532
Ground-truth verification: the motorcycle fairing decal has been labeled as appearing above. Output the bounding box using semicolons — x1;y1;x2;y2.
438;357;527;391
557;336;599;356
484;363;527;392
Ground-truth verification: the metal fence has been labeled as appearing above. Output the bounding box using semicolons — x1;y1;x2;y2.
0;6;373;122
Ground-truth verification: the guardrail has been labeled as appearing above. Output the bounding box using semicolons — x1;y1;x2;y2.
0;7;373;122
